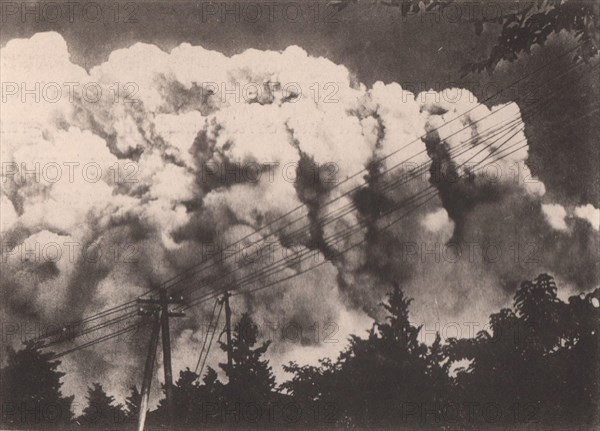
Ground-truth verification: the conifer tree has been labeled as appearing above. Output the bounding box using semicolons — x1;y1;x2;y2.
0;342;73;427
219;313;276;404
124;385;141;421
79;383;124;427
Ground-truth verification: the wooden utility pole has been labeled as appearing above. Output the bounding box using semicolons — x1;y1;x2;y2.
137;311;161;431
159;288;175;428
223;291;233;376
136;289;185;431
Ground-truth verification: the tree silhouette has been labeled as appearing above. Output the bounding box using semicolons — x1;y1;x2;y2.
219;312;276;406
282;358;336;404
78;383;125;428
157;368;208;425
0;342;73;427
558;287;600;422
153;366;229;426
281;358;339;425
153;314;277;426
284;284;449;425
124;385;141;421
283;275;598;426
426;333;452;406
445;273;600;424
199;366;226;404
16;273;591;428
329;0;599;74
196;366;226;423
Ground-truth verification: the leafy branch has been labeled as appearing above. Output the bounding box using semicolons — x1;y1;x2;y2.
328;0;599;75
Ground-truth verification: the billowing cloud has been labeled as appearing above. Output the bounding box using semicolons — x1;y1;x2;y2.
574;204;600;231
1;32;597;407
543;204;568;231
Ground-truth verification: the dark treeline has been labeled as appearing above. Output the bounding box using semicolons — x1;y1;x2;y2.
1;274;598;429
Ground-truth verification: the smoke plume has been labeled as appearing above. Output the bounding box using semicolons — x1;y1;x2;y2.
1;32;598;405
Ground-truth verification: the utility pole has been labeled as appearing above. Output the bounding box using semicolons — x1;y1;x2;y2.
137;311;160;431
223;291;233;377
159;288;175;428
137;289;185;431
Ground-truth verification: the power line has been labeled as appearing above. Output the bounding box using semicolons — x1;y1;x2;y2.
34;102;519;345
47;98;599;359
165;57;593;301
44;88;599;358
180;98;600;310
43;51;595;356
193;297;220;374
46;132;484;357
174;117;524;302
40;42;582;339
41;310;139;348
195;300;224;379
178;120;530;310
156;43;583;292
51;320;147;360
174;94;574;308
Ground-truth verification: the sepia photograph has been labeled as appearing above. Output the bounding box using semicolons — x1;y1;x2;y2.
0;0;599;429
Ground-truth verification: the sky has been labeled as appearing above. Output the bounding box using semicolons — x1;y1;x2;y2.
1;0;598;408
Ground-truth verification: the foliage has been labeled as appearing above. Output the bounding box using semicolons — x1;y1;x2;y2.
445;273;599;424
282;284;452;425
152;313;276;426
2;274;597;428
124;385;141;420
219;312;276;404
284;274;599;426
0;342;74;428
329;0;599;74
78;383;125;427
